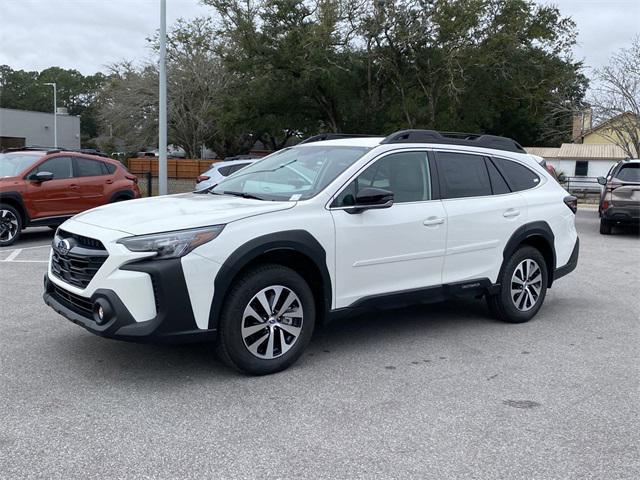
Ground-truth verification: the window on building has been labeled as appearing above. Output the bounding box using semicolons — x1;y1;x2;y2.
575;161;589;176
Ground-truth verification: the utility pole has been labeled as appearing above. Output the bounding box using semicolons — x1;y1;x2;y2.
158;0;168;195
44;82;57;148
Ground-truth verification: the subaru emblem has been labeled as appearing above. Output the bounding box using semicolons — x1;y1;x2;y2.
57;239;71;256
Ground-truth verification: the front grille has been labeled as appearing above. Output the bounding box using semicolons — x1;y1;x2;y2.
51;230;108;288
51;283;93;319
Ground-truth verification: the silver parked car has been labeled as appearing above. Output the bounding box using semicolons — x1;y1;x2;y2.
195;159;259;190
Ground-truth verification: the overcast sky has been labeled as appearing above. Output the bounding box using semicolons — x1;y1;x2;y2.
1;0;638;78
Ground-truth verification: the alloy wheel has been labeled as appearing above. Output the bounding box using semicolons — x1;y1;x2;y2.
0;209;19;243
241;285;304;360
510;259;543;312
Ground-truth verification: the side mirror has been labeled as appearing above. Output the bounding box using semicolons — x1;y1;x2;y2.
557;173;566;183
29;171;54;182
597;176;606;186
346;187;394;214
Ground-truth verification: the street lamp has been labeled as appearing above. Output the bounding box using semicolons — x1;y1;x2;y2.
43;82;57;148
158;0;168;195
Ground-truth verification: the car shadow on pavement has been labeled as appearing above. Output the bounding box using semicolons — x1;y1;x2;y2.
54;296;493;383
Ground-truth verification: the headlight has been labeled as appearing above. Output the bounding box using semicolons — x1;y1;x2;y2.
117;225;225;259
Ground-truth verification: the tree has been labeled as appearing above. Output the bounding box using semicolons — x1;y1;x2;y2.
590;37;640;158
0;66;106;145
99;18;230;157
205;0;587;147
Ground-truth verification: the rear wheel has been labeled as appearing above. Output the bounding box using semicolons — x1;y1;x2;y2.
216;264;316;375
599;219;612;235
487;246;548;323
0;204;22;247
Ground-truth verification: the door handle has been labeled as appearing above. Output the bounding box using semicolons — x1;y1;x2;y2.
69;184;80;190
105;179;114;184
503;209;520;218
423;217;445;226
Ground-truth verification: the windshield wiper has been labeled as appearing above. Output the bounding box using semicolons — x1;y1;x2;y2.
221;191;265;200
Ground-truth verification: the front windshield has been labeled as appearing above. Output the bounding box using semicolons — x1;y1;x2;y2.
211;145;370;201
0;153;41;177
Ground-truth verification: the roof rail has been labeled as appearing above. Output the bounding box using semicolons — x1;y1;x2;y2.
299;133;380;144
380;129;525;153
1;146;109;157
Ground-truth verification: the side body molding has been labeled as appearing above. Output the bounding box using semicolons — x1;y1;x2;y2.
208;230;332;329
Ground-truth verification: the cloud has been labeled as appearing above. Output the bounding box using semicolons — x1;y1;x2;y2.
1;0;638;76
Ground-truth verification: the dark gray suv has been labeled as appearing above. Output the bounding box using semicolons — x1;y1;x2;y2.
598;159;640;234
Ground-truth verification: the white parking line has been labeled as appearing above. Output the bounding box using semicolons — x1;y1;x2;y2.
5;249;22;261
0;260;48;263
0;243;51;252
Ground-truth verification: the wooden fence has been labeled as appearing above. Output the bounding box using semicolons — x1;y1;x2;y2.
126;158;220;179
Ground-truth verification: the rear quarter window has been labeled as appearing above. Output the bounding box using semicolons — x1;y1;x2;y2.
491;157;540;192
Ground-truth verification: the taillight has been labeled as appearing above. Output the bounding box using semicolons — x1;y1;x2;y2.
563;195;577;214
197;175;210;183
125;174;138;184
602;200;609;211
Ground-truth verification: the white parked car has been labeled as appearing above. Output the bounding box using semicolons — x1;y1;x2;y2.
44;130;579;375
195;159;258;190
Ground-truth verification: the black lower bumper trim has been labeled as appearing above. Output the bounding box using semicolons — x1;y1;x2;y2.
43;258;217;344
552;237;579;284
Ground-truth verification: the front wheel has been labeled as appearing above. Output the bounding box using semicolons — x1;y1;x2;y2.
216;264;316;375
487;246;548;323
0;204;22;247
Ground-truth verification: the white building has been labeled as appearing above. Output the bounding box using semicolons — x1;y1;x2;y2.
0;108;81;150
525;143;628;179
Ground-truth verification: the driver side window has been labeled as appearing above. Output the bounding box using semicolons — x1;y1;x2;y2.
332;152;431;207
30;157;73;180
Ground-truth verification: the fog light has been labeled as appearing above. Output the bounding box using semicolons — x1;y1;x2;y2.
93;298;113;325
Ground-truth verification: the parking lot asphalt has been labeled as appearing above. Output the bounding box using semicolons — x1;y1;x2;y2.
0;210;638;480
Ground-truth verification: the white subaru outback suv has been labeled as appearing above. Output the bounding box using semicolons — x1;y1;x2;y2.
44;130;579;375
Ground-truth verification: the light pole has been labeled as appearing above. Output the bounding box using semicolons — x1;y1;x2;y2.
43;82;57;148
158;0;168;195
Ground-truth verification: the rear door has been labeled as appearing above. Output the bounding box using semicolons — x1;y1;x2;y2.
24;156;78;218
435;151;529;284
71;156;110;210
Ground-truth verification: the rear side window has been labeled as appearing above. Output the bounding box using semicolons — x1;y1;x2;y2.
615;164;640;182
32;156;72;179
436;152;492;199
218;163;249;177
492;157;540;191
74;157;105;177
485;158;511;194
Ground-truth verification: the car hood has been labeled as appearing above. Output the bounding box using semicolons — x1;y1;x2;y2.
72;192;295;235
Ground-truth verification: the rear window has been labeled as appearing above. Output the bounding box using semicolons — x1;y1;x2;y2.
616;164;640;182
492;157;540;192
102;162;117;174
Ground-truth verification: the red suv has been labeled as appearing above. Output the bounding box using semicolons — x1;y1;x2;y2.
0;148;140;246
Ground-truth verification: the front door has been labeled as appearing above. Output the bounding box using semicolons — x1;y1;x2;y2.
330;151;447;308
24;156;79;219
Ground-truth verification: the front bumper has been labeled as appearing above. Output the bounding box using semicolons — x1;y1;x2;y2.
602;206;640;225
44;257;217;343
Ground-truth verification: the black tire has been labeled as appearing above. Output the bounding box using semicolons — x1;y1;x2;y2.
487;246;548;324
110;196;130;203
599;219;612;235
216;264;316;375
0;203;22;247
